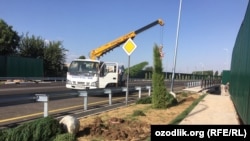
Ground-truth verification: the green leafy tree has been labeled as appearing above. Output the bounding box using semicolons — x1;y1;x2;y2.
19;33;45;58
43;41;68;76
194;70;213;76
152;44;176;109
78;55;86;59
125;61;148;77
144;66;153;79
214;70;219;77
0;19;20;55
19;33;68;76
144;66;153;71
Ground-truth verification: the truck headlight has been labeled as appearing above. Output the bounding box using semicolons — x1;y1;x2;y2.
91;81;98;87
66;79;71;84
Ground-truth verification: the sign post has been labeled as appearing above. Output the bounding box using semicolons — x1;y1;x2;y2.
122;38;137;105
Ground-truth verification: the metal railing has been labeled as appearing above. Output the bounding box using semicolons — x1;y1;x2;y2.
0;77;66;83
0;86;151;117
185;81;201;88
185;79;221;89
201;79;221;89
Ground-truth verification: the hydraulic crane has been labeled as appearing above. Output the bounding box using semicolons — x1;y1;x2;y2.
89;19;164;60
66;19;164;90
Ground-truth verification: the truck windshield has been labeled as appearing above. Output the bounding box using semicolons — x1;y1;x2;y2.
68;61;99;74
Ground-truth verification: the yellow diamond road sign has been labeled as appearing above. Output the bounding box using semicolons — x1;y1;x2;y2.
123;38;137;56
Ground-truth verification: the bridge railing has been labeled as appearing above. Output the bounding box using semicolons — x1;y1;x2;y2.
201;79;221;89
185;79;221;89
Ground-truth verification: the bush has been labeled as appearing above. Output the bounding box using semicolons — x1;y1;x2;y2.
136;96;152;104
0;116;62;141
166;92;178;108
132;110;146;116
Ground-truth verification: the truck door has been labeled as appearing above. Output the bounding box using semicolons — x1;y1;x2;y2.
99;62;119;88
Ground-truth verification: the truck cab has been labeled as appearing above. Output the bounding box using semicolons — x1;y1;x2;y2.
66;59;125;90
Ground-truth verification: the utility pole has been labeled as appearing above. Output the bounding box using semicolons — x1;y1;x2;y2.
170;0;182;95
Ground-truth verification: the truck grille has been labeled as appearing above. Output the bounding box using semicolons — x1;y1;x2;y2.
77;82;90;86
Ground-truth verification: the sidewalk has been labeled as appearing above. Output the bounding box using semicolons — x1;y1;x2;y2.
179;86;240;125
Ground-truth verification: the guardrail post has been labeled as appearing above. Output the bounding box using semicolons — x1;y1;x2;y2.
135;86;141;99
104;89;112;105
146;86;151;96
78;91;88;110
35;94;49;117
122;87;128;105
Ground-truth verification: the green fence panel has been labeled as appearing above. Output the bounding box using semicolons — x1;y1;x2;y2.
230;1;250;124
222;70;230;85
0;56;44;77
0;56;7;77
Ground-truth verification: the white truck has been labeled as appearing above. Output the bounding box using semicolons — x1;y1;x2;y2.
66;59;125;89
66;19;164;90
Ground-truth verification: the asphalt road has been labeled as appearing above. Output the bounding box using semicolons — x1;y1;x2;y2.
0;80;187;128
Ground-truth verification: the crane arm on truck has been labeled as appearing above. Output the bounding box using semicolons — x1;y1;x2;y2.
89;19;164;60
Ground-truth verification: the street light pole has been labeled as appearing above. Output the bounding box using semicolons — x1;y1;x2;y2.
170;0;182;94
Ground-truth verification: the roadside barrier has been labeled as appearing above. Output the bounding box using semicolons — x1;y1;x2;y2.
185;79;221;89
186;81;201;88
34;86;151;117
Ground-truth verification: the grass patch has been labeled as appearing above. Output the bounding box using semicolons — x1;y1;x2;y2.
124;104;151;121
168;94;207;125
54;133;76;141
181;92;189;97
132;110;146;116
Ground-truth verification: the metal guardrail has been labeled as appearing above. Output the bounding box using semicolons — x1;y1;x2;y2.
0;77;66;82
0;77;153;85
185;79;221;89
185;81;201;88
0;86;151;117
201;79;221;89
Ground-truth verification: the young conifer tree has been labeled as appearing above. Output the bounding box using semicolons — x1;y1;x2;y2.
152;44;176;108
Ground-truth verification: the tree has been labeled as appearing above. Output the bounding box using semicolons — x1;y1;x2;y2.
125;61;148;77
19;33;68;76
19;33;45;58
214;70;219;78
144;66;153;71
0;19;20;55
43;41;68;76
152;44;176;109
78;56;86;59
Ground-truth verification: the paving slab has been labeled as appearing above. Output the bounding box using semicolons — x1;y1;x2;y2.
179;94;240;125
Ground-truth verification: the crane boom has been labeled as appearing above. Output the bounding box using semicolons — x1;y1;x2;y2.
89;19;164;60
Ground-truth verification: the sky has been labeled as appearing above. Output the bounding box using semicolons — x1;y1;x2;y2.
0;0;248;74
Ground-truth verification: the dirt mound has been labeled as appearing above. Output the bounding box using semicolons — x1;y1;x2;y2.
77;93;201;140
78;117;150;141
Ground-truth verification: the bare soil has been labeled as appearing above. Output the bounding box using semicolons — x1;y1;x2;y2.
76;93;201;141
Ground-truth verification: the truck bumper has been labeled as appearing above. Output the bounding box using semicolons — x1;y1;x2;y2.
66;84;97;90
